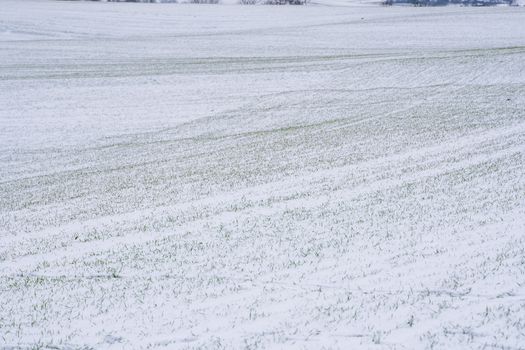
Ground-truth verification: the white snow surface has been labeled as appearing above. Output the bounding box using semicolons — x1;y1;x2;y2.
1;1;525;349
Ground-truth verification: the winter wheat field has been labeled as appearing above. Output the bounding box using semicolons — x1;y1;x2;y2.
2;0;525;349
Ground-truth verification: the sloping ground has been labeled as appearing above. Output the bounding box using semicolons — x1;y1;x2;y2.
1;1;525;349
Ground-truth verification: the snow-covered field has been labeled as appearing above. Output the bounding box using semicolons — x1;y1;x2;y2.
1;0;525;349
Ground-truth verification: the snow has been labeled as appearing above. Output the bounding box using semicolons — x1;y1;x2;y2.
1;0;525;349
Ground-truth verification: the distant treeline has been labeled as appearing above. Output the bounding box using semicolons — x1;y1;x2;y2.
385;0;519;5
